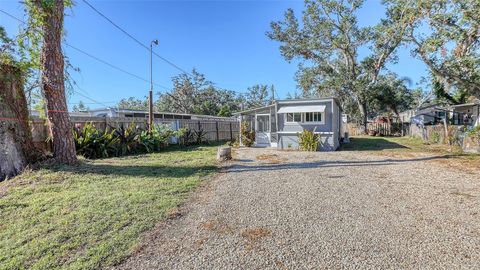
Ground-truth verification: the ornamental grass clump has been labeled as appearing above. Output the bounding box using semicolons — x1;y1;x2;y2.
241;121;255;147
467;125;480;145
298;129;320;151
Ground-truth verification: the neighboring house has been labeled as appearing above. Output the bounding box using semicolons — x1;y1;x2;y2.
450;102;480;126
30;108;235;121
87;108;233;121
29;110;91;118
410;104;449;126
372;116;393;124
407;101;480;127
235;98;342;151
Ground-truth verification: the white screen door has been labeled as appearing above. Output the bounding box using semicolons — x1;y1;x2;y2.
255;114;270;145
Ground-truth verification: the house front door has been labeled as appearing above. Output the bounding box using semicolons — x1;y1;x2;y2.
255;114;270;146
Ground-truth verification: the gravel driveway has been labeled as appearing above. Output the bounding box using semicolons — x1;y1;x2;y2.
116;148;480;269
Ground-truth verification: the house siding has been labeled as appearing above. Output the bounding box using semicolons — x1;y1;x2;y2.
237;98;341;151
276;100;339;151
277;101;333;133
332;101;340;149
279;133;336;151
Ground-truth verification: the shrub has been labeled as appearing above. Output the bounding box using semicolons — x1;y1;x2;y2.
227;138;240;148
446;126;462;146
298;129;320;151
179;128;208;146
73;122;180;159
73;123;119;159
467;125;480;145
240;121;255;147
138;124;180;153
180;129;196;146
194;128;208;145
113;123;140;156
430;129;441;144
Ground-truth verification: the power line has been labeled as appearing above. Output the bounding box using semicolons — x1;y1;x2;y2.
0;9;25;23
67;101;117;105
65;43;170;90
82;0;234;92
81;0;194;77
72;88;116;108
0;8;173;108
1;9;170;90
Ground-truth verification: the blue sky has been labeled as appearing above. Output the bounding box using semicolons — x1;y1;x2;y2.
1;0;428;110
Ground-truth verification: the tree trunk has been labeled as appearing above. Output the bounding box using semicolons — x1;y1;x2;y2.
357;100;368;134
0;64;42;180
36;0;77;164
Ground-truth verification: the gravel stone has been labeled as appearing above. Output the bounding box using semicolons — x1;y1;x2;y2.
115;148;480;269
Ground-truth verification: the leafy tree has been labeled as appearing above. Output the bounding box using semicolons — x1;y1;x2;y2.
385;0;480;97
192;86;241;116
72;100;89;112
0;26;41;110
242;84;274;109
156;69;241;116
0;26;14;62
156;69;210;114
431;79;468;105
368;74;415;122
217;105;232;117
285;90;302;100
268;0;408;131
26;0;77;164
117;97;148;110
157;69;212;113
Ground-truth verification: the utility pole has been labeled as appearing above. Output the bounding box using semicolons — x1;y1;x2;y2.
149;39;159;132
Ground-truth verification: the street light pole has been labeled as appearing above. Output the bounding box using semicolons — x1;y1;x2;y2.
149;39;159;132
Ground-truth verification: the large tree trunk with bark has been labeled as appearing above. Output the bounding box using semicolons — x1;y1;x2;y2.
0;64;42;181
36;0;77;164
357;100;368;134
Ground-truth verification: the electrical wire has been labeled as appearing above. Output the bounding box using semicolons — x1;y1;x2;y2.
82;0;194;77
1;8;172;108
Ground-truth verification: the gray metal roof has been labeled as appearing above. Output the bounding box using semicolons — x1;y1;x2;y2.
233;97;339;115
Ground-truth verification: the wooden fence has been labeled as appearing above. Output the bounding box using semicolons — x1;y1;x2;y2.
409;123;467;146
346;121;469;147
31;116;239;152
177;120;238;142
346;122;410;136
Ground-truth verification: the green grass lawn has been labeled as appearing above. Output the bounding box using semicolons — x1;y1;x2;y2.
340;135;463;153
341;136;480;169
340;136;480;162
0;145;218;270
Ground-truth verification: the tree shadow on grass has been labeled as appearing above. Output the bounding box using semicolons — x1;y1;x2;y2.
340;137;409;151
43;143;226;178
47;162;218;178
158;142;227;153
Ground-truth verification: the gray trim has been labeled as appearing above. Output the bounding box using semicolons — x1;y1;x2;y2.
277;131;333;134
233;104;276;115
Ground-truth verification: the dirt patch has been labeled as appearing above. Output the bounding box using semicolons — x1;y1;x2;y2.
166;208;183;219
241;227;272;250
256;154;287;164
200;220;234;235
275;260;289;270
370;150;480;174
193;236;209;250
431;156;480;175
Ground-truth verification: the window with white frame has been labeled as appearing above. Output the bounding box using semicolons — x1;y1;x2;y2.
304;112;323;123
285;112;302;123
